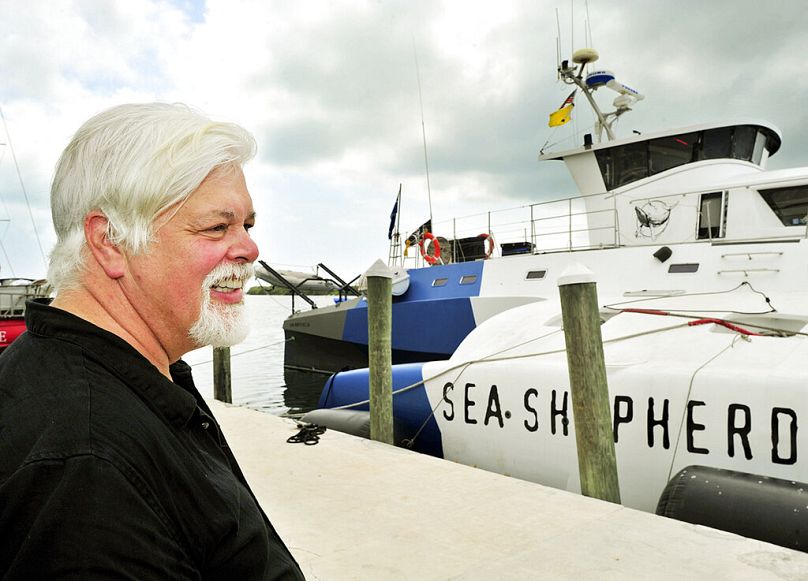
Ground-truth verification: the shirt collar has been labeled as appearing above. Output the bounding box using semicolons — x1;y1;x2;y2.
25;299;199;427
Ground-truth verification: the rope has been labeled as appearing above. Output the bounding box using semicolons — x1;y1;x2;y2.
0;107;47;270
286;423;326;445
188;338;294;367
666;336;740;482
616;307;807;337
400;361;475;449
603;281;777;315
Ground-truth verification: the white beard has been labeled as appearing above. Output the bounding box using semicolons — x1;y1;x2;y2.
188;262;253;348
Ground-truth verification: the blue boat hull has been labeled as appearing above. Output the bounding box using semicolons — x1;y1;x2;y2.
317;362;444;458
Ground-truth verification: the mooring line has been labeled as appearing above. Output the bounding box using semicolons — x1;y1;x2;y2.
189;337;294;367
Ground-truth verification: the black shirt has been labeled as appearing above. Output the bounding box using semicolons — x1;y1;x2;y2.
0;300;304;580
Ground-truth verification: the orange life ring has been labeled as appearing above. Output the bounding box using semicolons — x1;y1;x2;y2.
478;232;495;258
419;232;441;265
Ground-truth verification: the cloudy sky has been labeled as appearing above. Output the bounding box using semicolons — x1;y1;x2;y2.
1;0;807;282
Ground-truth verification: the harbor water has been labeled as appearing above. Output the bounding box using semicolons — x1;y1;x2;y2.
183;293;334;416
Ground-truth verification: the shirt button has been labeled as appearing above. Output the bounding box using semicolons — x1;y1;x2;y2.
201;421;210;430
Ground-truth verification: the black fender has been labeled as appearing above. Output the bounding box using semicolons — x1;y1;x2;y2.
657;465;808;552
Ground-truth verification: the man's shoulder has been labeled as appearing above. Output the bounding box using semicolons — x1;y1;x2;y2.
0;333;170;475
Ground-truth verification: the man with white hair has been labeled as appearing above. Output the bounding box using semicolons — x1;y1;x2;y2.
0;104;304;579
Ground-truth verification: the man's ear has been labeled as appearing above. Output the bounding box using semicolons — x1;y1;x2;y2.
84;211;126;279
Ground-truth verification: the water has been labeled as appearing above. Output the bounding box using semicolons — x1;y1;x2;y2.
183;294;334;416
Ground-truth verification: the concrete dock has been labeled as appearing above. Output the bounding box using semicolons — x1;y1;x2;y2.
211;401;808;580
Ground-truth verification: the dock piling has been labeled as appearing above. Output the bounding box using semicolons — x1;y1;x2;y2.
213;346;232;403
558;263;620;504
365;259;394;444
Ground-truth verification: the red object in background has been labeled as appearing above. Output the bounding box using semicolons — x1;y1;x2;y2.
0;318;27;350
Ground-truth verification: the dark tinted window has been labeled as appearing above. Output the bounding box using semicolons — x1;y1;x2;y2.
668;263;699;273
733;125;757;161
526;270;547;280
612;142;648;189
595;149;613;189
649;133;697;175
701;127;732;160
595;126;772;191
760;185;808;226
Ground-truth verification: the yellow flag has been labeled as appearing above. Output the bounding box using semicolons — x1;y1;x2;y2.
548;103;574;127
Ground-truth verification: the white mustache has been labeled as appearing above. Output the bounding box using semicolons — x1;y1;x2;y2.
203;262;254;288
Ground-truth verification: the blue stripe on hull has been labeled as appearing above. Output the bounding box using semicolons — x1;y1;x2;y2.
403;261;483;300
318;362;444;458
342;261;484;356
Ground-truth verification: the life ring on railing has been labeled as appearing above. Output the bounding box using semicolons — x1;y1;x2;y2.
419;232;441;265
478;232;495;258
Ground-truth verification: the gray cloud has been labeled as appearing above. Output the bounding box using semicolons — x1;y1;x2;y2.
2;0;808;277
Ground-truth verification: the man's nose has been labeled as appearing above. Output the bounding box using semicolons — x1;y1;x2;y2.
229;228;259;264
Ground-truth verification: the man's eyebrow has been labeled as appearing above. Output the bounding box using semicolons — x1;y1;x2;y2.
199;209;256;221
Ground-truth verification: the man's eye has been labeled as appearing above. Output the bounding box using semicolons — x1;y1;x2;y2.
208;224;228;232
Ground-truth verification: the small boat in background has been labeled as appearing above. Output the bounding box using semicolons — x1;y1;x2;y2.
255;263;342;293
0;278;51;350
0;107;52;352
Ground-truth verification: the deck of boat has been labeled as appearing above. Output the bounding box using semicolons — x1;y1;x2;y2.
211;400;808;580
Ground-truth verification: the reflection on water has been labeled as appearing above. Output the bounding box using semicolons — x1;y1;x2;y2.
183;294;334;416
282;368;331;415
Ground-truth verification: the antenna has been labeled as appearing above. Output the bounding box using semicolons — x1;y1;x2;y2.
555;9;561;69
570;0;574;59
0;106;47;272
412;39;433;224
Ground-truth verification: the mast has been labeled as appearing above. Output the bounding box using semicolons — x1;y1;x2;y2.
0;106;48;272
413;40;434;224
557;48;644;143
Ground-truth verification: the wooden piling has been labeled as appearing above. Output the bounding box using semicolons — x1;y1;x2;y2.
557;264;620;504
213;346;232;403
365;259;394;444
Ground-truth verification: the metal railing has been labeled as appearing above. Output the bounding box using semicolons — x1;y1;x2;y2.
427;191;620;260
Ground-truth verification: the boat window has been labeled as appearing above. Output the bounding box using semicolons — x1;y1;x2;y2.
668;263;699;273
701;127;732;160
759;185;808;226
649;133;697;175
697;192;725;239
595;149;613;189
732;125;757;162
610;142;648;189
595;125;776;191
459;275;478;285
525;270;547;280
432;278;448;287
752;130;767;164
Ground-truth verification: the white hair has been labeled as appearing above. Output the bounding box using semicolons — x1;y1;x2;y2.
48;103;257;292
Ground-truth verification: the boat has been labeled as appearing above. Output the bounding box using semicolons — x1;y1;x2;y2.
255;263;342;294
0;278;51;350
304;46;808;550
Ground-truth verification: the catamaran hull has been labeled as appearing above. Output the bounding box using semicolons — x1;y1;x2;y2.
284;261;543;373
317;299;808;515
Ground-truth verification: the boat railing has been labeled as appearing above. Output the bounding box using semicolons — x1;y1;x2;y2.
430;191;620;259
0;279;51;318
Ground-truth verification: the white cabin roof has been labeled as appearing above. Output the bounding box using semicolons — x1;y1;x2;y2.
539;119;782;161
